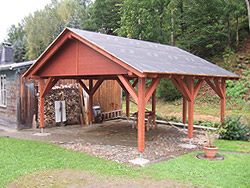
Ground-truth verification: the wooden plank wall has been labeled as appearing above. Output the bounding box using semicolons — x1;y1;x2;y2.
0;71;18;128
55;79;122;112
19;75;37;128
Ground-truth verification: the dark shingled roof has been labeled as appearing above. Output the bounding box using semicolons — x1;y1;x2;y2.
68;28;238;78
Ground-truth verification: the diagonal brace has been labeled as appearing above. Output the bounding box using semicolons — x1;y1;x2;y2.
118;75;138;104
145;78;161;103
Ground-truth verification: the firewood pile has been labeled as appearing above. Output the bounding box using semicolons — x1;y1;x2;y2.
38;85;81;127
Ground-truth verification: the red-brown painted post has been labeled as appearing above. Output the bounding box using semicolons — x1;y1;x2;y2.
221;79;226;123
125;92;130;117
89;79;93;124
138;77;146;153
39;78;45;132
188;79;194;139
152;90;156;124
152;91;156;113
183;97;187;124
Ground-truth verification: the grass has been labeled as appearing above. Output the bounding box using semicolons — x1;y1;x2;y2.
0;136;141;187
122;99;250;123
1;136;250;188
214;139;250;153
143;152;250;188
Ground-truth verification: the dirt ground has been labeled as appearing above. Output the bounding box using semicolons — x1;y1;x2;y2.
0;119;207;165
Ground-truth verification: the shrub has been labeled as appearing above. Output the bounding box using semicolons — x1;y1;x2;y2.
156;78;182;101
220;116;249;141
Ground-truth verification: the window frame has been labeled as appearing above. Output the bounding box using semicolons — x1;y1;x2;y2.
0;74;7;107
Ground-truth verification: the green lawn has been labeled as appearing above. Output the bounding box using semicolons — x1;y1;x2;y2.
214;139;250;153
122;100;250;123
1;136;250;188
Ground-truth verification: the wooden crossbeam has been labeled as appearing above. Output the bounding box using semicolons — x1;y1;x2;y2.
132;78;138;87
118;75;138;104
171;78;192;102
145;78;161;103
41;77;59;98
77;79;90;95
194;79;203;98
90;78;104;95
214;79;224;98
116;78;128;94
205;79;223;98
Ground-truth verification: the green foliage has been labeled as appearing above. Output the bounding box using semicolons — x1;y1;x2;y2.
89;0;123;35
156;78;182;101
6;24;27;62
201;122;226;146
226;68;250;104
220;116;249;141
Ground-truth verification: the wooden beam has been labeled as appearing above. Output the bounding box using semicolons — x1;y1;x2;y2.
137;77;146;152
214;79;223;98
41;77;53;98
194;79;203;99
118;75;138;104
90;78;104;95
41;77;59;98
116;78;128;93
89;79;93;124
183;97;187;124
77;79;90;95
176;78;192;102
205;79;223;98
221;79;226;123
188;79;194;138
145;78;161;103
126;92;130;117
152;90;156;125
132;78;138;87
171;78;190;102
39;79;45;128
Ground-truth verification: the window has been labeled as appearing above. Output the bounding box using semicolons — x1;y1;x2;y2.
0;75;7;107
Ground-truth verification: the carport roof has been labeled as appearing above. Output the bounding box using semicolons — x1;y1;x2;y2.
68;28;238;78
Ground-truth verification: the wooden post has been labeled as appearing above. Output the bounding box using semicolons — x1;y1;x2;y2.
221;79;226;123
39;79;45;128
152;90;156;125
138;77;145;152
125;92;130;117
183;97;187;124
89;79;93;124
188;79;194;139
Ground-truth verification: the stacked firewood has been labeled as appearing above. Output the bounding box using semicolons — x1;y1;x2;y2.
38;85;81;127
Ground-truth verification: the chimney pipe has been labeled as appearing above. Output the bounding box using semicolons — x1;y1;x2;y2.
0;42;14;64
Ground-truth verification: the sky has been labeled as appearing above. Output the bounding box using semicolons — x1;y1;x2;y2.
0;0;52;43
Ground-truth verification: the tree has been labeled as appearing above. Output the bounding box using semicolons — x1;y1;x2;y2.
6;23;27;62
89;0;123;35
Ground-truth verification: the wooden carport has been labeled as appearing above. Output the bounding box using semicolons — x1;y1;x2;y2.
24;28;239;154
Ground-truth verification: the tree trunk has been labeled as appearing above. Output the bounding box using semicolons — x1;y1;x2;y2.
171;10;175;46
245;0;250;32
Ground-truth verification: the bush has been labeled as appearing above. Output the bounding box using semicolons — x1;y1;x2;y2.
156;78;182;101
220;116;249;141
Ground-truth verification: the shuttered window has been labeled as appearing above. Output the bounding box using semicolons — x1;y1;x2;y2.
0;75;7;107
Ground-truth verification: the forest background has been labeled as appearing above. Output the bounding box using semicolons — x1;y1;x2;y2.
2;0;250;120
